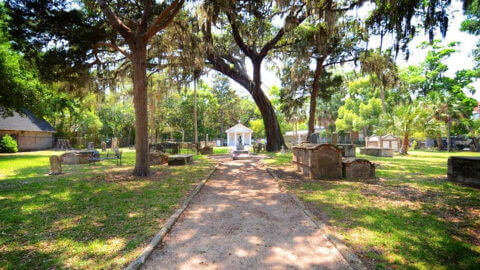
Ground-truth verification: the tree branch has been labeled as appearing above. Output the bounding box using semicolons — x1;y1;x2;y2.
97;0;135;40
144;0;185;42
94;41;131;63
227;12;257;59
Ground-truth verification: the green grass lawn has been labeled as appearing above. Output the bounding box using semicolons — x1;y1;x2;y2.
265;150;480;270
0;149;215;269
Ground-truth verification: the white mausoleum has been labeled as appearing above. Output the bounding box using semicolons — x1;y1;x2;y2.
226;122;253;146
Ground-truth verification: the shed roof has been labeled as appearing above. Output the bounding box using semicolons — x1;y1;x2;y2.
225;123;253;133
0;109;55;133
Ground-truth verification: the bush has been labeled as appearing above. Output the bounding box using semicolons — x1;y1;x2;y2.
0;134;18;153
411;140;418;150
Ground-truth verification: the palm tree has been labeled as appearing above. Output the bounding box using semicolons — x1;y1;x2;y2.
428;91;466;151
377;102;428;154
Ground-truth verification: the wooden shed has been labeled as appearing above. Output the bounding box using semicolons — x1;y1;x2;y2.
0;109;56;151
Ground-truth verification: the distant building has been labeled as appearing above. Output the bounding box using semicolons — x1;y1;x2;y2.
0;109;56;151
225;122;253;146
473;102;480;120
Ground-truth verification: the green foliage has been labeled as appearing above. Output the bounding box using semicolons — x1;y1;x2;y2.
0;134;18;153
411;140;418;149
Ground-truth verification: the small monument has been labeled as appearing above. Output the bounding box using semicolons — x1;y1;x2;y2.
111;137;119;151
236;135;244;151
101;141;107;152
87;142;94;150
49;155;62;175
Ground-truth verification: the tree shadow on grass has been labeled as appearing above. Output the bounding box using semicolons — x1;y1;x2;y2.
0;158;215;269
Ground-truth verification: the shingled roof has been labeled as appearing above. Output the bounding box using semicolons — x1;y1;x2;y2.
0;109;55;133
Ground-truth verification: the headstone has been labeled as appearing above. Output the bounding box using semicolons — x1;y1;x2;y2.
101;141;107;152
332;132;338;145
342;158;375;179
49;155;62;175
111;137;119;151
87;142;94;150
281;145;286;154
448;156;480;188
337;144;356;157
310;133;320;144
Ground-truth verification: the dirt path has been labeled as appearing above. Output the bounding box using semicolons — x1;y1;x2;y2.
142;157;352;270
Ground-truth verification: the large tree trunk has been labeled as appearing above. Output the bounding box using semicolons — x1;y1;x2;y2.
401;133;409;154
447;120;452;152
132;42;150;176
307;58;324;141
380;83;387;113
436;136;443;150
252;61;285;152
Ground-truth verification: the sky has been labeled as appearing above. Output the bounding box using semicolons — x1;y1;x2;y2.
215;1;480;101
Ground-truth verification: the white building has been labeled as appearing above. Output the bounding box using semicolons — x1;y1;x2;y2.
226;122;253;146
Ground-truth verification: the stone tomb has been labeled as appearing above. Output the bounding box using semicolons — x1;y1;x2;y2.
360;147;393;157
292;143;342;179
149;151;169;165
342;158;375;179
448;156;480;188
337;144;356;157
199;146;213;155
168;154;193;166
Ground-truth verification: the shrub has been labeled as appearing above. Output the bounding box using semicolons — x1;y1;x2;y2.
0;134;18;153
411;140;418;150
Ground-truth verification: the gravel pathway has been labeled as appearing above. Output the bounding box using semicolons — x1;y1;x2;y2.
142;157;352;270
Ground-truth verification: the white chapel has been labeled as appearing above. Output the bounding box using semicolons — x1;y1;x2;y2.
225;122;253;146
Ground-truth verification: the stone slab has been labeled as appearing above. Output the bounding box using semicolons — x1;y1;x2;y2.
448;156;480;188
342;158;375;179
360;147;393;157
168;154;193;166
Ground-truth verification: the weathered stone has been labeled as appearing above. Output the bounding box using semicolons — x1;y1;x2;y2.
49;155;62;175
87;142;94;150
111;137;119;151
149;151;169;165
76;151;93;164
448;156;480;188
168;154;193;166
337;144;356;157
60;152;79;164
292;143;342;179
199;146;213;155
342;158;375;179
101;141;107;152
360;147;393;157
332;132;338;145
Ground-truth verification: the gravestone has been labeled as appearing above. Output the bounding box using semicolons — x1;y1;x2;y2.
87;142;94;150
310;133;320;144
49;155;62;175
338;144;356;157
111;137;119;151
332;132;338;145
342;158;375;179
448;156;480;188
101;141;107;152
292;143;342;179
